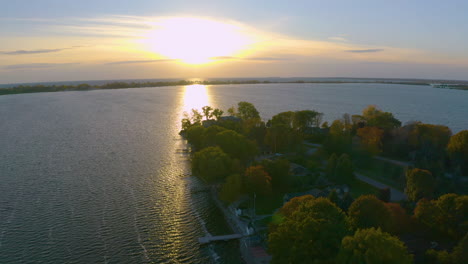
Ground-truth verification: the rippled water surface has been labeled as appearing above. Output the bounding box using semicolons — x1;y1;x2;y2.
0;83;467;263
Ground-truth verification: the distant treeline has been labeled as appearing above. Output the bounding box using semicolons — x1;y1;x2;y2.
1;79;465;96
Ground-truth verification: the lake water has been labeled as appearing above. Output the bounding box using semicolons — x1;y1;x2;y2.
0;83;467;263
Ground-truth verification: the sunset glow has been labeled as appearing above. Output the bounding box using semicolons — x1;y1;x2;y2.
143;17;253;64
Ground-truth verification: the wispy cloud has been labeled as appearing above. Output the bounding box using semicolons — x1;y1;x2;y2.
211;56;291;61
329;36;348;42
4;63;79;70
106;59;177;65
0;46;85;55
345;49;384;53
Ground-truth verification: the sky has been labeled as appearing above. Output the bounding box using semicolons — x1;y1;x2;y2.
1;0;468;84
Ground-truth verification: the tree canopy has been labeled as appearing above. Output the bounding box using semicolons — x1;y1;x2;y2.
191;146;233;183
362;105;401;130
447;130;468;175
347;195;394;232
405;168;436;201
338;228;413;264
268;197;349;264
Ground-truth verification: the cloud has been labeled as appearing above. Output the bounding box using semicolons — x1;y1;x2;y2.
105;59;177;65
211;56;291;61
4;63;80;70
345;49;384;53
328;36;348;42
0;46;85;55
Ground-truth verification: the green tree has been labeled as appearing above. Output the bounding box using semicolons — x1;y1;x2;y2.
244;165;272;196
326;153;338;180
201;105;213;120
185;125;206;150
338;228;413;264
348;195;393;232
362;105;401;130
219;174;243;203
268;198;349;264
325;119;351;154
214;130;258;161
452;233;468;264
447;130;468;175
335;153;354;183
212;108;224;120
191;146;233;183
405;168;436;201
261;158;291;193
414;194;468;239
237;101;260;120
293;110;323;132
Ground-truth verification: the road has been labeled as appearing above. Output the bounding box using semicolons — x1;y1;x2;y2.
355;173;407;201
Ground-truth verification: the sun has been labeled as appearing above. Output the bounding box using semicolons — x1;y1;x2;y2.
143;17;253;65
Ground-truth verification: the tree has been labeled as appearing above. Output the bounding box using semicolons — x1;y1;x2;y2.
278;195;315;219
244;165;272;196
214;130;258;161
191;146;233;183
325;119;351;154
414;194;468;239
386;202;411;234
265;123;301;152
340;192;354;211
261;158;291;193
328;189;340;205
447;130;468;175
335;154;354;183
268;198;349;264
326;153;338;180
378;188;391;203
219;174;243;203
212;108;224;120
362;105;401;130
201;105;213;120
348;195;393;232
405;168;436;201
185;125;206;150
408;123;452;174
452;233;468;264
271;111;295;128
337;228;413;264
357;126;385;155
237;101;260;120
293;110;323;132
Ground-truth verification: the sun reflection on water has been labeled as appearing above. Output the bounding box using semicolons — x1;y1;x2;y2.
182;84;211;114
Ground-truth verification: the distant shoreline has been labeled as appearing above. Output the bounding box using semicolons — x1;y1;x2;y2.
1;79;467;96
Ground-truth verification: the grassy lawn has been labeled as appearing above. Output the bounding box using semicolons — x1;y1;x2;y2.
349;179;379;198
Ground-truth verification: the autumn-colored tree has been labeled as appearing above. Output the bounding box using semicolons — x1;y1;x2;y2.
244;165;272;196
405;168;436;201
348;195;394;232
191;146;233;183
386;202;411;234
357;126;385;155
268;198;349;264
452;233;468;264
338;228;413;264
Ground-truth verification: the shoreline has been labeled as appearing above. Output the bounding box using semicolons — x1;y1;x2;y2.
3;79;465;97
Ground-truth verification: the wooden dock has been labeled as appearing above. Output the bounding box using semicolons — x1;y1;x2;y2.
198;234;243;244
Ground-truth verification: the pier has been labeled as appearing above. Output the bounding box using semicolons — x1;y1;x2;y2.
198;234;243;244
